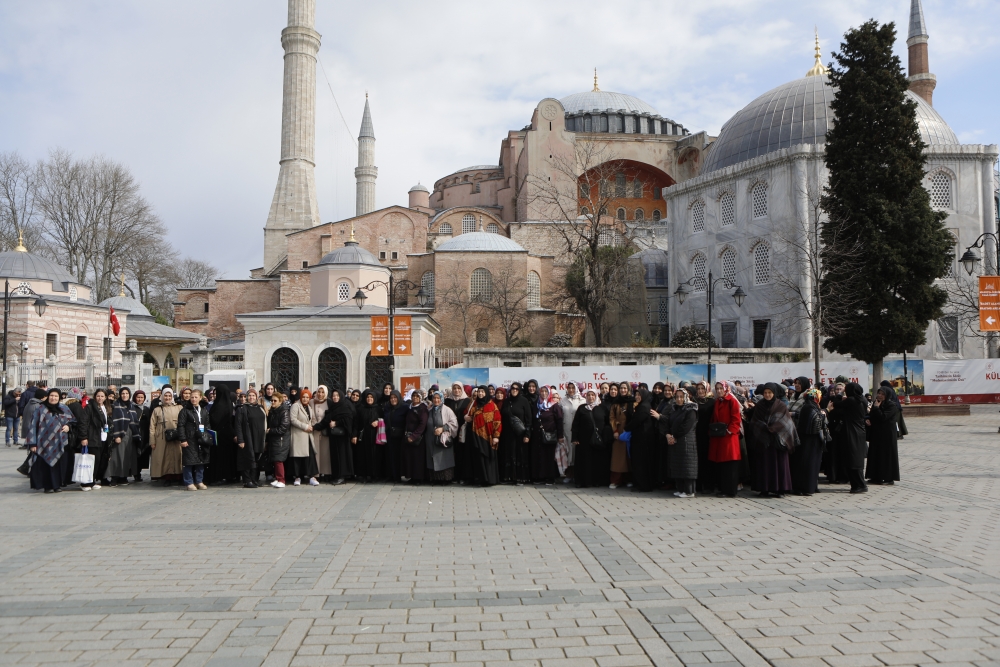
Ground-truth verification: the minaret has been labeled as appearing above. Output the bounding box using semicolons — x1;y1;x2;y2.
906;0;936;105
355;95;377;216
263;0;322;273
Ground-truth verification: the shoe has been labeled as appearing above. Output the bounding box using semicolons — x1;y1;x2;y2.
81;486;91;492
545;482;553;486
850;487;868;494
677;492;694;498
196;483;208;490
44;489;53;494
673;491;682;497
121;480;130;486
401;476;410;482
563;478;572;484
293;478;301;486
53;488;61;493
271;480;285;488
243;482;257;488
92;483;101;490
309;478;319;486
334;478;345;485
186;484;197;491
107;481;118;487
626;483;633;488
266;476;275;483
609;484;618;489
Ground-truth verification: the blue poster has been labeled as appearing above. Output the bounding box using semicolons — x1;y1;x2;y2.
881;359;924;396
429;367;490;389
661;364;709;386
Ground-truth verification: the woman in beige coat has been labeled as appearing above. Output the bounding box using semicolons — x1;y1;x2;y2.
312;385;331;479
289;389;320;486
149;387;183;485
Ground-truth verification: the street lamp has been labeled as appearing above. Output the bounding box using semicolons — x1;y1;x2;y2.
354;275;428;363
2;281;50;401
674;271;745;386
960;248;981;276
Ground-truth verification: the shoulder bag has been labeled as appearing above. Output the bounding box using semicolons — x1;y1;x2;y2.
709;422;729;438
509;416;527;437
160;407;179;442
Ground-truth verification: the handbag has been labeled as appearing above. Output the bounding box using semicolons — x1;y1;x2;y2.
709;422;730;438
72;446;95;484
330;426;346;437
17;453;33;476
542;430;557;445
201;429;217;447
375;419;387;445
509;416;527;437
160;408;179;442
592;426;605;447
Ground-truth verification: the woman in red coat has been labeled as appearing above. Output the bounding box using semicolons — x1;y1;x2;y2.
709;381;743;497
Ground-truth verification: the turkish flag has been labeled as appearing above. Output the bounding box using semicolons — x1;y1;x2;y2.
109;306;121;336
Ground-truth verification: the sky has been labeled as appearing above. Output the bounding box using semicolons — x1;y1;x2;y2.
0;0;996;279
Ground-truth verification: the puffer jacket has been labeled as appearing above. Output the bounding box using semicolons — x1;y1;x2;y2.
177;401;212;466
266;401;291;462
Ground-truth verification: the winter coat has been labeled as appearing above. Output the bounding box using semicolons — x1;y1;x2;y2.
404;402;429;446
17;387;35;415
829;390;868;470
866;398;900;482
708;393;742;462
570;404;605;447
426;403;459;472
289;401;315;458
3;391;19;419
177;401;211;466
82;400;111;449
149;402;183;477
499;393;532;447
559;393;585;444
533;402;564;440
266;401;291;462
21;397;41;440
665;401;698;479
234;402;266;471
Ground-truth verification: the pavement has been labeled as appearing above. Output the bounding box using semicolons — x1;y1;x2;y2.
0;406;999;667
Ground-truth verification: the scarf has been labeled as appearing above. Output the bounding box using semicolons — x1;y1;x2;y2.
112;398;139;441
468;398;501;447
751;383;798;451
31;402;73;466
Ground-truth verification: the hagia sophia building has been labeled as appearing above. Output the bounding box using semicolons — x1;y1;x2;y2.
170;0;997;392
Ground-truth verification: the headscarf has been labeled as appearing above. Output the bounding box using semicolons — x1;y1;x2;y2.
751;382;798;451
133;389;146;403
805;388;822;404
209;384;234;430
584;389;600;410
299;388;312;401
845;382;865;400
879;380;901;406
451;382;468;400
538;386;556;411
475;385;490;407
68;387;83;401
494;387;507;409
160;387;175;405
44;387;63;414
314;385;328;402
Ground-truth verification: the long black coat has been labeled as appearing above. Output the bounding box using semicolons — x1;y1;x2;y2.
829;396;868;470
628;399;658;492
324;398;354;478
234;403;266;472
177;402;211;467
664;402;698;480
866;399;900;483
570;404;606;488
266;401;291;463
499;394;532;483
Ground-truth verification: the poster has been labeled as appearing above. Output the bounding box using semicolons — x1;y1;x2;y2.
488;365;661;393
914;359;1000;404
712;362;868;389
429;367;490;390
661;364;709;386
882;359;924;397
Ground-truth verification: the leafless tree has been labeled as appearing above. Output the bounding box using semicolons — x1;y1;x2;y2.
172;258;219;289
474;259;532;346
436;278;480;348
0;152;47;253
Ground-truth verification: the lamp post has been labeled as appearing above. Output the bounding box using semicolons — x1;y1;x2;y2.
1;280;49;400
674;271;745;386
960;232;1000;358
353;274;428;362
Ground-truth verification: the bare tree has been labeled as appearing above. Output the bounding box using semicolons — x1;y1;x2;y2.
0;152;45;252
173;258;219;288
436;278;480;348
474;259;532;346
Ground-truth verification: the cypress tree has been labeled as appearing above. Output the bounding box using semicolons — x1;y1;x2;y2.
820;20;952;382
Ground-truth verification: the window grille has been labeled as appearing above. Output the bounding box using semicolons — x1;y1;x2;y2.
470;268;492;300
930;172;952;209
938;316;959;353
598;228;613;246
691;200;705;232
337;282;350;302
579;182;590;198
721;321;738;348
652;210;661;222
421;271;435;305
527;271;541;308
475;328;489;343
617;208;626;221
692;252;707;290
76;336;86;360
634;208;644;221
658;298;668;325
317;347;347;393
752;243;770;284
45;333;56;358
720;192;735;226
461;214;476;234
615;173;626;197
752;320;771;347
439;222;452;235
646;301;651;324
751;182;768;218
486;223;500;234
721;248;737;283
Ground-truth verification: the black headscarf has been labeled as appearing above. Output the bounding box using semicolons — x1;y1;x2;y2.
44;387;63;414
879;380;901;406
475;385;489;407
326;389;354;430
524;380;539;402
845;382;865;400
358;390;381;427
209;384;234;431
794;376;811;399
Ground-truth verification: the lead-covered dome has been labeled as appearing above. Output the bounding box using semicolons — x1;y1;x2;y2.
0;250;75;285
436;232;525;253
702;74;959;173
318;240;381;266
560;90;658;116
99;295;152;319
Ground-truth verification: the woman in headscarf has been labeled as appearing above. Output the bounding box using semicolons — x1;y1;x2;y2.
866;385;900;486
788;377;812;418
132;389;150;483
83;388;112;490
324;388;355;484
177;389;212;491
444;383;472;484
402;389;429;483
465;386;501;486
353;390;383;482
235;388;267;487
529;385;562;484
149;387;183;485
206;385;238;484
311;386;331;480
379;383;395;407
708;381;743;497
690;381;716;493
879;380;908;439
425;391;459;484
822;382;850;485
106;387;140;486
558;383;585;483
791;387;826;496
748;383;794;498
607;384;629;489
27;387;75;493
627;388;657;492
266;392;291;487
570;389;606;488
493;386;506;410
289;388;320;486
656;387;698;497
499;382;532;484
827;382;869;493
63;389;87;487
383;390;407;482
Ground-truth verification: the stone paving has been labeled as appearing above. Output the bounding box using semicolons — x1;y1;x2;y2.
1;407;999;667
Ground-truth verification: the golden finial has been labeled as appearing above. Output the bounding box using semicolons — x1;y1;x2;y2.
806;29;829;77
349;221;356;243
14;230;26;252
120;272;126;297
592;68;600;92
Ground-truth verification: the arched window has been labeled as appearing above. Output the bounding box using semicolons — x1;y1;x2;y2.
632;179;643;198
580;206;590;217
439;222;452;235
461;213;476;234
599;206;608;217
652;210;661;222
486;223;500;234
527;271;541;309
691;252;707;290
317;347;347;393
691;200;705;232
721;247;737;284
634;208;644;221
617;208;626;221
579;182;590;198
470;268;492;301
930;172;952;209
270;347;299;391
615;173;626;197
421;271;435;305
164;352;175;369
751;182;768;218
753;242;770;284
337;281;351;302
720;192;735;227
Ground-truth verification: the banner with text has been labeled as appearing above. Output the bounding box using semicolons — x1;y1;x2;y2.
488;366;662;394
912;359;1000;404
713;362;868;388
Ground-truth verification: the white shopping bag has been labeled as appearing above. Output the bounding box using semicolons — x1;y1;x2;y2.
72;447;95;485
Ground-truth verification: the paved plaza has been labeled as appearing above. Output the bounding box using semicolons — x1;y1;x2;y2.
1;408;999;667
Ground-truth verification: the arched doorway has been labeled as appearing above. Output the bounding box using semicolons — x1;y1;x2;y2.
317;347;347;393
270;347;299;392
365;353;394;391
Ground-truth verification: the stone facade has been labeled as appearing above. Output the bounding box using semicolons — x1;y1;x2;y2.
5;298;129;366
175;279;280;340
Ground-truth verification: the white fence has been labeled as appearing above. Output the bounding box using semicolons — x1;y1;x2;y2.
9;361;122;390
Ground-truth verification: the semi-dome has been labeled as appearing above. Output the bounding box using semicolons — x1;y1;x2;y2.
317;240;381;266
560;90;658;116
0;250;76;285
702;74;959;173
99;295;152;319
435;232;525;253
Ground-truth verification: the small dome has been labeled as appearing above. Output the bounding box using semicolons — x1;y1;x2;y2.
318;241;381;266
631;248;669;288
435;232;525;253
0;250;76;285
99;295;152;319
409;183;430;193
560;90;658;116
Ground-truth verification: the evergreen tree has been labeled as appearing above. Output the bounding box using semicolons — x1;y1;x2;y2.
820;20;952;379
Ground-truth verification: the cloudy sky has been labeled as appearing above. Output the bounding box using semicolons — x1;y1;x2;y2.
1;0;995;278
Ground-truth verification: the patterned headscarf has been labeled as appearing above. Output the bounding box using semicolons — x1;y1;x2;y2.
805;388;822;404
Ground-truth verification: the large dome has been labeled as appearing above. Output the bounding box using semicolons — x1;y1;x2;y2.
560;90;658;116
0;250;75;285
436;232;525;253
317;241;381;266
702;74;959;173
99;295;152;319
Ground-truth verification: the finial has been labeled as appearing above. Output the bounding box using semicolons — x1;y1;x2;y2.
349;221;356;243
479;215;484;232
14;230;26;252
365;90;368;99
592;68;600;92
806;29;830;77
120;272;126;297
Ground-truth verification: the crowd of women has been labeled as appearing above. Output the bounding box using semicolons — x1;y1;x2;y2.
19;374;903;497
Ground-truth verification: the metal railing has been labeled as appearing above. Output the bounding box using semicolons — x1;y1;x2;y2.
431;348;464;369
212;361;245;370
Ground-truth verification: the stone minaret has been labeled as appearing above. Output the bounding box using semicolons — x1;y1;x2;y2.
355;96;377;216
907;0;936;106
263;0;322;273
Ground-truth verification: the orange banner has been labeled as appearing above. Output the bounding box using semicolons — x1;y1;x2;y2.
980;277;1000;331
371;316;390;356
394;316;412;355
399;376;421;395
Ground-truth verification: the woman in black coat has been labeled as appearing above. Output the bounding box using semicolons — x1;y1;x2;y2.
529;386;562;484
570;389;606;488
657;388;698;496
382;390;407;483
866;386;900;485
235;388;267;487
499;383;532;484
792;389;826;496
444;383;473;484
691;383;716;493
324;389;354;484
628;388;657;492
82;389;112;489
353;391;383;482
828;382;869;494
402;390;429;483
63;395;88;486
265;393;291;487
177;390;212;490
206;385;237;484
133;390;151;483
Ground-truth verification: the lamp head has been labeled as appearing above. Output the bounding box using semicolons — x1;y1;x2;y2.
353;288;367;310
960;248;980;276
674;282;689;305
415;287;429;307
33;296;47;318
732;286;747;308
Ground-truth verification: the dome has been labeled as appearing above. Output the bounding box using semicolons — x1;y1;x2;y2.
99;295;151;319
435;232;526;253
409;183;430;193
702;74;959;173
631;248;669;288
0;250;76;285
318;241;381;266
560;90;658;116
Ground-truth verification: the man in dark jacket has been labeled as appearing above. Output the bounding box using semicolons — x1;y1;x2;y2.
4;387;22;447
18;381;35;415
